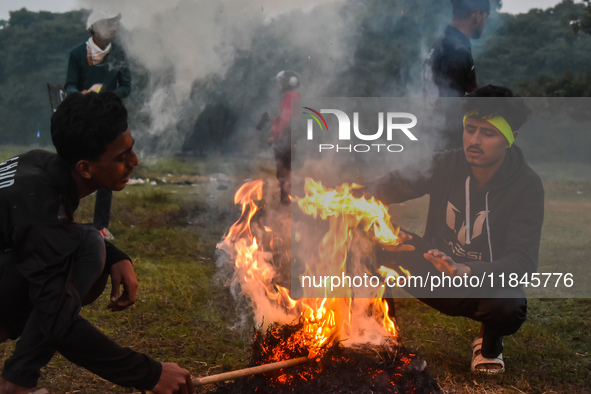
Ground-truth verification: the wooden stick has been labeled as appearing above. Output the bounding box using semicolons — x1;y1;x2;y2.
192;356;310;387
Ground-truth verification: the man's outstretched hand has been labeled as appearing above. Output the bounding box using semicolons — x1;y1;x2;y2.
108;259;138;311
378;230;416;252
424;249;471;277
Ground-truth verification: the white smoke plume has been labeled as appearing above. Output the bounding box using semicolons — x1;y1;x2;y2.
77;0;348;153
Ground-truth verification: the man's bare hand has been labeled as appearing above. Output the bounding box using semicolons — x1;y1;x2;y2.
150;363;193;394
379;230;415;252
424;249;471;277
108;259;138;311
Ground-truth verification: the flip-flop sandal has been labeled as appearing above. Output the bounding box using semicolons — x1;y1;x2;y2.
471;337;505;374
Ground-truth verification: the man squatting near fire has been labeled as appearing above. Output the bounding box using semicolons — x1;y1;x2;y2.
0;92;193;393
267;70;301;205
64;10;132;241
424;0;490;149
359;85;544;373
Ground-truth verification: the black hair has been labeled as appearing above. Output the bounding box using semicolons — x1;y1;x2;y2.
51;91;128;167
451;0;490;19
463;84;531;131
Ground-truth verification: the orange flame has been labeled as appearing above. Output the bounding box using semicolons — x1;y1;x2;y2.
217;178;403;361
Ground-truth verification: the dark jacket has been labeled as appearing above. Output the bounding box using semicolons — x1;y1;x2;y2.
424;25;478;97
64;41;131;98
0;150;160;389
364;145;544;278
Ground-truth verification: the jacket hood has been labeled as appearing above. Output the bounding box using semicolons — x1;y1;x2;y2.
466;144;527;192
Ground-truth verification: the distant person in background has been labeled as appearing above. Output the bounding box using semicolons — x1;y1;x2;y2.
267;70;301;205
423;0;490;150
424;0;490;98
64;10;132;240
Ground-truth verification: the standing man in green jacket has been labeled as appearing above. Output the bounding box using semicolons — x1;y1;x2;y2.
64;10;132;240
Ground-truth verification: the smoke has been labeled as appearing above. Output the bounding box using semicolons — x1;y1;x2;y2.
77;0;350;154
76;0;467;156
79;0;504;323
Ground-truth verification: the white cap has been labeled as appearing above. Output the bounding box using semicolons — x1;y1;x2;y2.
86;10;121;30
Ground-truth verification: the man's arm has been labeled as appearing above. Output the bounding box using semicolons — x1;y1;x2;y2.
360;170;431;205
114;65;131;98
114;49;131;99
359;151;450;205
64;51;82;94
3;309;162;389
435;47;474;97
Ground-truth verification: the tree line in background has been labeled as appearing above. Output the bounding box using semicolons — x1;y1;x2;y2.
0;0;590;162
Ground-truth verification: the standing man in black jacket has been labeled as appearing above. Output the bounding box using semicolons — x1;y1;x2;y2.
363;85;544;374
0;92;192;393
424;0;490;98
424;0;490;149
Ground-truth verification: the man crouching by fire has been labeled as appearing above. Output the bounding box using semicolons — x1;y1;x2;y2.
359;85;544;374
0;92;192;393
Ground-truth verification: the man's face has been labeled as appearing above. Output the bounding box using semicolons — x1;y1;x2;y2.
472;11;488;39
93;18;119;43
88;128;138;191
463;117;510;168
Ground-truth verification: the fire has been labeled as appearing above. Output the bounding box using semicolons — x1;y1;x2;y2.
295;178;401;246
217;177;406;365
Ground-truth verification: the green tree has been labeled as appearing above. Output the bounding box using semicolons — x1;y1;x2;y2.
476;0;591;89
0;9;88;145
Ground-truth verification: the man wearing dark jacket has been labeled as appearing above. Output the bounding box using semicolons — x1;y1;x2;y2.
424;0;490;98
423;0;490;150
365;85;544;374
65;10;132;241
0;92;192;393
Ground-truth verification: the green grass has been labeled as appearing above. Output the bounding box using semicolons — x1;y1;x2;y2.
1;148;590;393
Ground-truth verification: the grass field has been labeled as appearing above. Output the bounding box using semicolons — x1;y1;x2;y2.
1;148;590;393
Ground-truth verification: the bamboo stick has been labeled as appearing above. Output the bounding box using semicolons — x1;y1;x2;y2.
192;356;310;387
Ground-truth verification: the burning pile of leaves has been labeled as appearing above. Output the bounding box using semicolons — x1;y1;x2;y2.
207;321;442;394
207;179;442;393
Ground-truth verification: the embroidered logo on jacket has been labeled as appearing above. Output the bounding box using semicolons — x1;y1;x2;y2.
444;202;486;260
446;202;486;245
